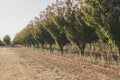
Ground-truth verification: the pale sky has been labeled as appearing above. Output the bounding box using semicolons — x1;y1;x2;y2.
0;0;55;40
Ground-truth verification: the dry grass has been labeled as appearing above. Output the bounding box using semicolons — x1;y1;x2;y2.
0;47;120;80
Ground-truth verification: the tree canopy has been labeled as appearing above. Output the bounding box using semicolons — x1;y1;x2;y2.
3;35;11;46
13;0;120;55
80;0;120;54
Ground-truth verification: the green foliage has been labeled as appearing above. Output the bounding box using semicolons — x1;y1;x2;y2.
41;2;70;54
80;0;120;54
42;17;69;54
13;0;120;56
0;39;4;46
3;35;11;46
63;0;98;55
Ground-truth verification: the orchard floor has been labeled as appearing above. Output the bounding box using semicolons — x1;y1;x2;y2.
0;47;120;80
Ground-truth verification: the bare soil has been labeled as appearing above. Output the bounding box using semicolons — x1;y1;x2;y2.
0;47;120;80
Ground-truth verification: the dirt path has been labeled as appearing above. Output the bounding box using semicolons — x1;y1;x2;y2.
0;48;120;80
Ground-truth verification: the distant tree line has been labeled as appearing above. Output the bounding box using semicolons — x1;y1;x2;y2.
13;0;120;55
0;35;11;47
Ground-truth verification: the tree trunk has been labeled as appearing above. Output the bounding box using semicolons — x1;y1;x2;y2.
118;46;120;56
49;44;53;53
29;44;31;48
36;44;39;48
60;46;64;55
78;43;86;55
109;44;112;54
81;47;85;55
41;44;44;49
89;43;91;51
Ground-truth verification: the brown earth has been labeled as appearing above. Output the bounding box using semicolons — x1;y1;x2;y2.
0;47;120;80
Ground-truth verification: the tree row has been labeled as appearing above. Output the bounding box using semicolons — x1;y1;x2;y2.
13;0;120;55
